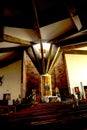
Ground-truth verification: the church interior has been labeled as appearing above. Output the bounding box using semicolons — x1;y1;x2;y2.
0;0;87;129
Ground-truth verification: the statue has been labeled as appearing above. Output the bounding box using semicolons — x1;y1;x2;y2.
45;83;50;96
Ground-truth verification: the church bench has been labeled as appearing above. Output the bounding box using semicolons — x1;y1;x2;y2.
0;105;16;114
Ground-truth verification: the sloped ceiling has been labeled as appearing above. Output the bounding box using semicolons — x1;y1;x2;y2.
0;0;87;74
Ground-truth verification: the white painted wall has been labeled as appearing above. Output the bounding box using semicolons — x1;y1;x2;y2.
65;54;87;98
0;60;22;100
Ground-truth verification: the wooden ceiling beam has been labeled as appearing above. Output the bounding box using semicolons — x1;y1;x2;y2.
30;46;42;73
0;46;26;53
3;34;31;46
0;7;3;42
68;9;82;31
46;43;53;73
64;0;82;31
32;0;45;74
48;47;62;73
64;50;87;55
60;41;87;52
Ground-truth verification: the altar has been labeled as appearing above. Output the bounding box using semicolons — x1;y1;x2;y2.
44;96;61;103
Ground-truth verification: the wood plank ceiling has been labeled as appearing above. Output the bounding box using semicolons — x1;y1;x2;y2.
0;0;87;74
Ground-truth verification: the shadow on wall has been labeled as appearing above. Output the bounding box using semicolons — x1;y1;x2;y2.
0;75;4;86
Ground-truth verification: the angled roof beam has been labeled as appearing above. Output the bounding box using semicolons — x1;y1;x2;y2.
31;45;42;74
0;7;3;42
48;47;62;73
32;0;45;74
60;41;87;52
64;50;87;55
60;30;87;41
3;34;31;46
0;46;27;53
68;9;82;31
46;43;53;73
65;1;82;31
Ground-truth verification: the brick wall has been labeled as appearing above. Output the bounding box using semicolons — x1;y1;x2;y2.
50;53;69;99
25;53;41;97
24;52;69;98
